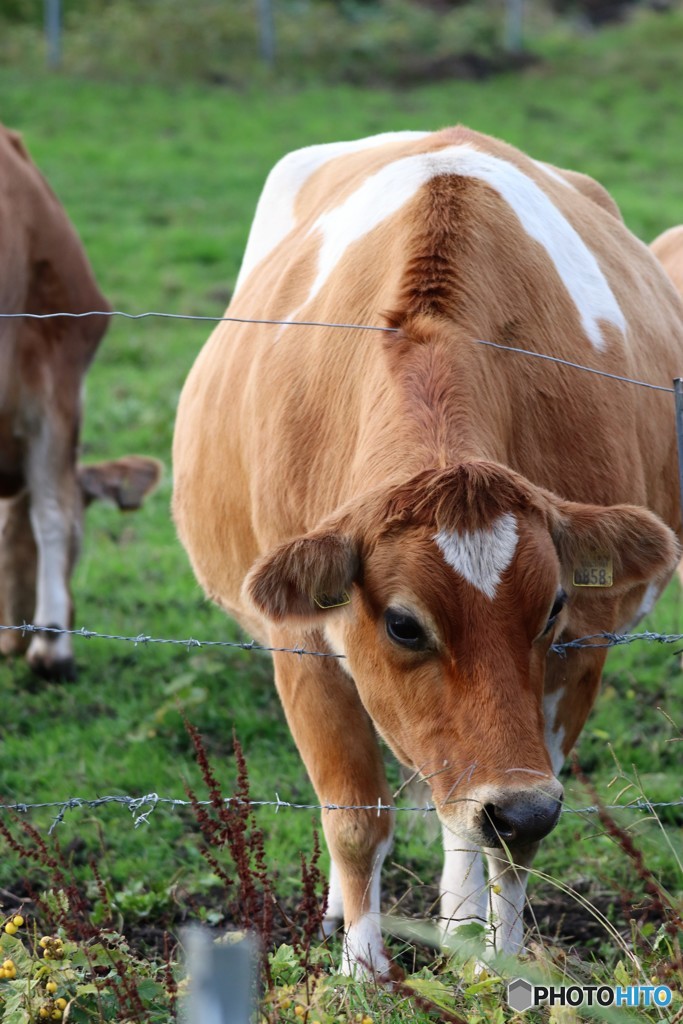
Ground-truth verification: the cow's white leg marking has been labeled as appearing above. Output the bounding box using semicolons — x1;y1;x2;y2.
434;513;518;600
439;825;487;938
542;688;567;776
342;836;392;978
297;144;623;350
233;132;429;296
321;858;344;936
25;431;79;667
485;848;532;955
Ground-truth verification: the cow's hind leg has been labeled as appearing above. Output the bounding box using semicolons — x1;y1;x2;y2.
271;635;396;979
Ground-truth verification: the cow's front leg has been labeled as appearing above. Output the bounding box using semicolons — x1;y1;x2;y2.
25;434;80;679
439;825;487;940
271;637;396;979
484;843;538;955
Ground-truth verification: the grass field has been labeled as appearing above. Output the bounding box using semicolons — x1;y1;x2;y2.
0;7;682;1021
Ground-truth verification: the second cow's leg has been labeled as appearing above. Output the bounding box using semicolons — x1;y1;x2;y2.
25;427;80;678
271;635;396;978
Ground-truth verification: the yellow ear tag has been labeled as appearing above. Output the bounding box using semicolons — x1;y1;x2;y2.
313;592;351;610
572;553;613;588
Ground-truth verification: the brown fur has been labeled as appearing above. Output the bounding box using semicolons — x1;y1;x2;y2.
174;128;683;971
0;124;161;678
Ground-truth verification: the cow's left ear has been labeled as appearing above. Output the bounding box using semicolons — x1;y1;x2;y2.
244;531;359;623
550;499;680;593
78;456;163;510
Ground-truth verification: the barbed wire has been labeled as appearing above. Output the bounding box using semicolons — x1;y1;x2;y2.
0;792;680;834
2;621;683;659
0;309;676;393
0;623;343;659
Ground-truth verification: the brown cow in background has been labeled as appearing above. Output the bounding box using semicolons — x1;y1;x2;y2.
651;224;683;294
0;125;160;680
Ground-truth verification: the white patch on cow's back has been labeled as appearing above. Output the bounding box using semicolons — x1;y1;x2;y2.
434;513;518;600
532;159;573;188
299;143;624;351
233;132;429;296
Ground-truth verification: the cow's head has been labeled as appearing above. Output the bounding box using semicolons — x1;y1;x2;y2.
0;455;162;680
244;461;678;850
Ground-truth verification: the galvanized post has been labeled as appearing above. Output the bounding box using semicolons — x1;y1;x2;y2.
256;0;275;68
184;928;257;1024
674;379;683;519
45;0;61;69
503;0;524;54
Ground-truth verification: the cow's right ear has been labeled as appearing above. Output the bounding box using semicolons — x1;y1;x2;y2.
243;532;359;622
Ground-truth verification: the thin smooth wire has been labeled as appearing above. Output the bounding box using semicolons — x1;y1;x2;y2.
0;309;675;392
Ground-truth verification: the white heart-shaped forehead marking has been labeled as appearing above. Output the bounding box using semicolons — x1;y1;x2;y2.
434;513;519;600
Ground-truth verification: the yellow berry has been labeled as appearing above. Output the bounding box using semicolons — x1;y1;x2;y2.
4;922;17;935
55;999;67;1010
2;960;14;970
295;1007;305;1017
281;999;292;1009
52;1010;62;1020
11;915;24;927
39;937;50;948
362;1018;373;1024
46;981;58;994
0;970;7;980
39;1009;49;1019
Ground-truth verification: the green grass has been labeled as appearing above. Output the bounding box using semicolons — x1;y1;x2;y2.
0;7;682;1019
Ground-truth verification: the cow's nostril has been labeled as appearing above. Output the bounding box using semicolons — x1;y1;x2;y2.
479;791;563;846
483;803;517;842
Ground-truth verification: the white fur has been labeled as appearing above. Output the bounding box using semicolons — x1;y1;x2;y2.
434;513;519;600
623;580;660;631
293;142;625;349
440;826;487;937
542;688;567;776
341;836;393;977
485;849;530;954
26;433;76;666
233;132;429;296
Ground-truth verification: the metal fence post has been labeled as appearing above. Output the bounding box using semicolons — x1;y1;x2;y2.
503;0;524;54
44;0;61;69
184;928;257;1024
673;379;683;518
256;0;275;68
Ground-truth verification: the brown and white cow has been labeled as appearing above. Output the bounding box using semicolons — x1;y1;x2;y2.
0;125;161;680
173;128;683;976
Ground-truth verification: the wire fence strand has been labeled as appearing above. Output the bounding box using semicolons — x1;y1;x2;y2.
0;792;680;834
3;621;683;659
0;309;676;393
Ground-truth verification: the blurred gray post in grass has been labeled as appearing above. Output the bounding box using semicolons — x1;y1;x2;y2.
256;0;276;68
45;0;61;68
504;0;524;53
184;928;257;1024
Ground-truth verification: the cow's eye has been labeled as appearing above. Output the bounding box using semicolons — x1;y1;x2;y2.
385;609;428;650
543;589;567;634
